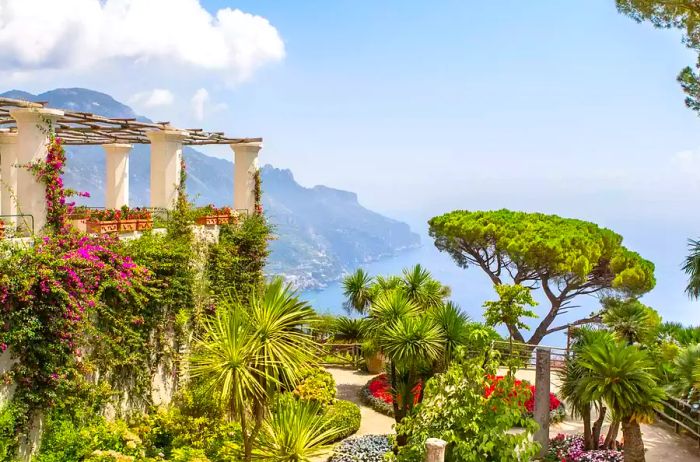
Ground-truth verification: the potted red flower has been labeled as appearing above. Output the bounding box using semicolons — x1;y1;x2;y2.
217;206;233;225
134;208;153;231
67;206;91;233
117;206;138;233
0;218;4;239
86;209;120;234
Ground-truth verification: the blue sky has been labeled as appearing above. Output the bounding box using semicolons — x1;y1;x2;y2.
2;0;700;324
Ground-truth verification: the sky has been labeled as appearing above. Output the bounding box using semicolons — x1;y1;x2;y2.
2;0;700;324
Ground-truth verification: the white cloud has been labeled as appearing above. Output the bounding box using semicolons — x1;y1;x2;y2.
129;88;174;108
0;0;285;83
191;88;209;121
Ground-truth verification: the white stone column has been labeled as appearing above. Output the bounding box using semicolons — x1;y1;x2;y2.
230;142;261;215
103;143;131;209
0;132;18;218
147;130;187;209
10;108;64;233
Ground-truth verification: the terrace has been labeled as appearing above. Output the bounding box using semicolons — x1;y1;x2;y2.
0;96;261;235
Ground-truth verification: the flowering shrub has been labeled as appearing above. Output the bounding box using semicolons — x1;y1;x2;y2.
329;435;392;462
293;367;336;406
361;374;421;417
546;434;623;462
485;375;566;422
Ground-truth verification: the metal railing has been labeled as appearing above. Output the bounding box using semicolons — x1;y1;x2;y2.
490;340;570;370
0;214;35;238
316;342;362;368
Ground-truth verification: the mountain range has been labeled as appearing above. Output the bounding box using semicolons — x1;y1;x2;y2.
1;88;420;289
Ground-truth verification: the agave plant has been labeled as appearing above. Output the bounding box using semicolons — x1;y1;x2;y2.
190;278;318;462
253;396;342;461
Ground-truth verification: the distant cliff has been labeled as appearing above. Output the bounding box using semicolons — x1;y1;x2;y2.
2;88;421;288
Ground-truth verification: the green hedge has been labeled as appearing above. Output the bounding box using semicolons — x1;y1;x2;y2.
323;400;361;442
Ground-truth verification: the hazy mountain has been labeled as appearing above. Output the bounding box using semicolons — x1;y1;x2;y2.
2;88;420;288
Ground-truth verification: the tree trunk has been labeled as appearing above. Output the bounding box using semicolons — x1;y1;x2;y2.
582;404;593;450
527;301;561;345
622;419;646;462
604;420;621;450
591;405;607;449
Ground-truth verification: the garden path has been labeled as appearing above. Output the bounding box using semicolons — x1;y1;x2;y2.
326;367;395;435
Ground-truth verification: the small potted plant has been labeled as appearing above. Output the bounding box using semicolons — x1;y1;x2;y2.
362;340;385;374
135;208;153;231
118;206;138;233
87;209;120;234
0;218;4;239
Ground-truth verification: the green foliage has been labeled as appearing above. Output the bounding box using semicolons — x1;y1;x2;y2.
669;344;700;398
207;214;270;303
576;340;666;423
616;1;700;115
252;395;342;462
601;297;660;345
293;368;336;407
190;278;318;461
342;269;374;315
322;400;361;441
333;317;367;343
394;351;539;462
659;321;700;345
483;284;537;337
429;209;655;344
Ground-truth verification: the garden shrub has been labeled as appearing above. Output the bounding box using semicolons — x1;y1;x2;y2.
323;400;361;441
394;352;539;462
329;435;392;462
361;374;420;417
207;214;270;303
293;367;336;406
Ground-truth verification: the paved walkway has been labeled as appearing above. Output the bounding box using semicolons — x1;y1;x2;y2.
327;367;395;435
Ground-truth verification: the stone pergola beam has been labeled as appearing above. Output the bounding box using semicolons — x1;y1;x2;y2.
10;108;64;232
231;142;261;215
103;143;132;209
147;130;187;210
0;131;18;219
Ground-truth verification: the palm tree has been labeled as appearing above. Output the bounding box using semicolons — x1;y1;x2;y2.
342;269;374;314
684;239;700;299
190;278;317;462
671;344;700;398
430;301;470;370
252;396;342;461
333;316;366;343
601;298;660;345
576;340;666;462
558;328;615;450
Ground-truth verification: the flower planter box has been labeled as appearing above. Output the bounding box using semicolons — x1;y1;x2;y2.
87;220;118;234
118;219;138;233
136;219;153;231
68;218;88;233
216;214;231;225
196;215;219;226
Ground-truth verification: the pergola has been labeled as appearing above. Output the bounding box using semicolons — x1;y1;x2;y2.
0;96;262;231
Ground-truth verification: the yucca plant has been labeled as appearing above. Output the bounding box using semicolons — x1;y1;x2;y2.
342;268;374;315
190;278;318;462
576;340;666;462
252;396;342;461
333;316;366;343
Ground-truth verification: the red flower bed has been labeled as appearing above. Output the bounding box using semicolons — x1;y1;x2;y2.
367;374;422;406
484;375;560;412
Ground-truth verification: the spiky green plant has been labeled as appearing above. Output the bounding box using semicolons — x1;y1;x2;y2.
673;344;700;398
342;269;374;315
252;396;342;462
190;278;317;462
601;297;660;345
576;340;666;462
333;317;366;343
